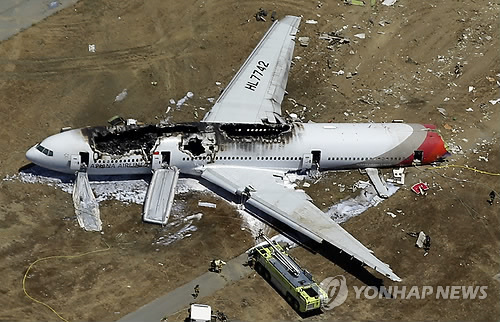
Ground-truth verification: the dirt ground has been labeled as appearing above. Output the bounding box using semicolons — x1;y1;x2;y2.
0;0;499;321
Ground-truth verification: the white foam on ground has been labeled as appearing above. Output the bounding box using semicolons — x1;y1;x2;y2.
5;166;210;246
327;182;399;223
6;168;397;246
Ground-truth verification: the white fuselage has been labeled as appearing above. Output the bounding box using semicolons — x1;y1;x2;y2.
26;122;446;176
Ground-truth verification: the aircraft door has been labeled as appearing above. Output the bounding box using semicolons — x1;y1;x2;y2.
152;151;171;170
301;153;313;172
161;152;171;165
413;150;423;165
311;150;321;169
79;152;89;167
70;154;81;171
152;152;162;170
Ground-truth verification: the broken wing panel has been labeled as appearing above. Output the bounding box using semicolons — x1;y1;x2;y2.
202;16;300;124
201;166;402;282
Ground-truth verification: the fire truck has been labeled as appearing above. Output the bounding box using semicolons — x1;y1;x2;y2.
248;233;328;313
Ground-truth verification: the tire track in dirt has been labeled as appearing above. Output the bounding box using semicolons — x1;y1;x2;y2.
0;44;180;80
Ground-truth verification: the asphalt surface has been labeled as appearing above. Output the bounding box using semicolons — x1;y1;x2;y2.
118;253;252;322
0;0;79;41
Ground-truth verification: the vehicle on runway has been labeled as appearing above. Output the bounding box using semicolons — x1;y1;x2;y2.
26;16;449;282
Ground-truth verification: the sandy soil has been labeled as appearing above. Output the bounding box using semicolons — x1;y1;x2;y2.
0;0;499;321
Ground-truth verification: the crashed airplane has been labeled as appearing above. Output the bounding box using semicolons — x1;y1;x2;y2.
25;16;449;282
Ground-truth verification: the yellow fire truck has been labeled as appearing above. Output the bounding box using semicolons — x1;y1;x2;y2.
248;233;328;313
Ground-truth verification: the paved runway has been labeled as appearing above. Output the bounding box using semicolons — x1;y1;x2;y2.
0;0;79;41
119;253;252;322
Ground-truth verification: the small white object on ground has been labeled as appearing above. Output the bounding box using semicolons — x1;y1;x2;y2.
198;201;216;208
114;89;128;102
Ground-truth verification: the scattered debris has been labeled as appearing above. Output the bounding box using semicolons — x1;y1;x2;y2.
305;19;318;25
346;71;357;79
443;123;453;130
454;62;463;77
437;107;447;116
176;91;194;109
405;57;419;65
198;201;216;208
88;44;96;53
114;89;128;102
345;0;366;6
255;8;268;22
151;81;158;86
465;107;473;112
487;191;496;205
468;86;474;92
48;1;60;9
354;33;366;39
386;211;397;218
387;168;405;185
411;182;429;195
271;11;277;22
298;36;310;47
408;231;431;253
382;0;397;6
489;98;500;105
319;32;350;45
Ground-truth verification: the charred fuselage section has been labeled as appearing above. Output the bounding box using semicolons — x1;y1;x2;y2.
82;121;297;161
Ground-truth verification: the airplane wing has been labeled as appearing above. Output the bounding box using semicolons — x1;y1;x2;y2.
201;166;402;282
202;16;301;124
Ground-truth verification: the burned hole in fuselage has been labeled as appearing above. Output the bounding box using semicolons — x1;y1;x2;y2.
183;137;205;156
88;123;200;155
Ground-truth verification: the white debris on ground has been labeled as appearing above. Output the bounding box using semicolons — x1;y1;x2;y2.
382;0;397;6
176;91;194;109
198;201;216;208
326;181;399;223
114;88;128;102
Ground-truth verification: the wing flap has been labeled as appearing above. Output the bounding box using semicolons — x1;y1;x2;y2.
201;166;402;282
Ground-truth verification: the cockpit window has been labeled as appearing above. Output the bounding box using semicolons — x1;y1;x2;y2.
36;144;54;157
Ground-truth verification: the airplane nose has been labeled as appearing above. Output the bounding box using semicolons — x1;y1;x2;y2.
26;146;41;165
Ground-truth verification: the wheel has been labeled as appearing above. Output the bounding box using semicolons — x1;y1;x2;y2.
286;292;293;304
263;268;271;281
255;262;263;274
292;298;300;312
